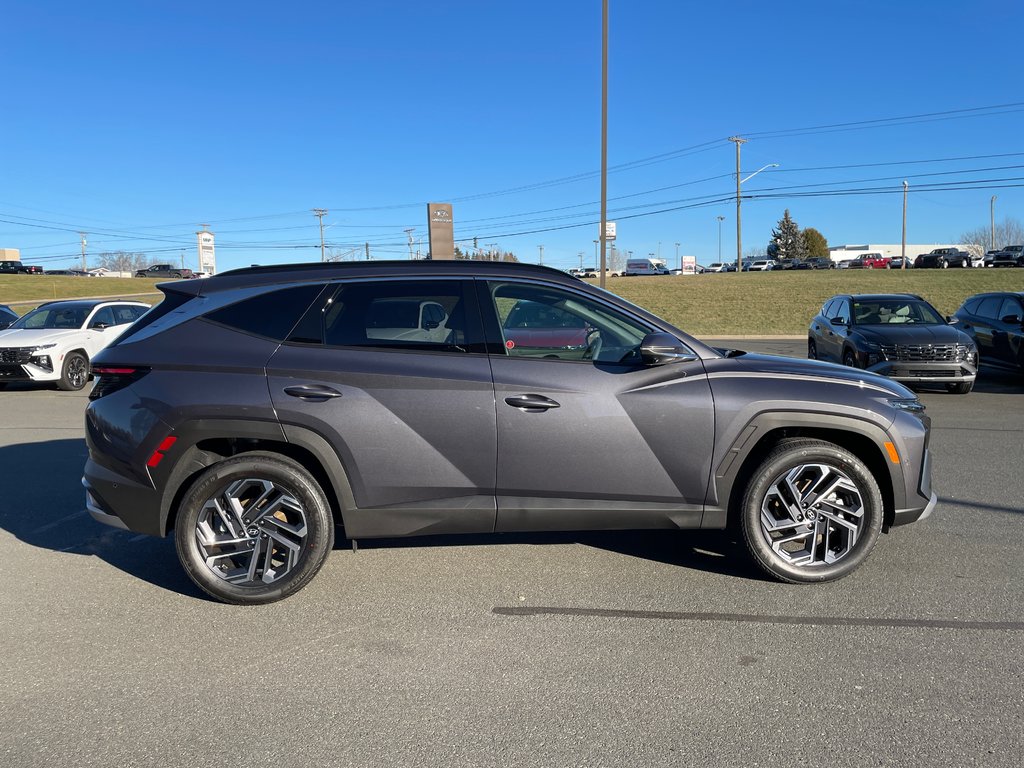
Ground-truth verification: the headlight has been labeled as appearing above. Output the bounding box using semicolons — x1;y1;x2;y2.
29;344;57;354
890;397;925;413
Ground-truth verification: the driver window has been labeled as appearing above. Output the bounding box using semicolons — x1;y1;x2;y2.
487;282;653;363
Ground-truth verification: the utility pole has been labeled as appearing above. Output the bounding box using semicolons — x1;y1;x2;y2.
717;216;725;262
991;195;998;249
312;209;328;262
578;251;584;270
180;249;186;269
79;232;87;272
537;244;544;265
729;136;747;274
674;242;680;270
404;228;415;259
365;242;370;260
901;181;909;270
599;0;608;289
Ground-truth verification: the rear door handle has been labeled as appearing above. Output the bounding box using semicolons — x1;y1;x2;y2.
505;394;561;411
284;384;343;402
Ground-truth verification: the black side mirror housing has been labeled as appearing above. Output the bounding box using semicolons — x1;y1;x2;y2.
830;316;847;326
639;332;698;366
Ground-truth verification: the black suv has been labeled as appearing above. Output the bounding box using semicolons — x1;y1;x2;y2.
135;264;194;279
0;260;43;275
83;261;936;604
952;292;1024;373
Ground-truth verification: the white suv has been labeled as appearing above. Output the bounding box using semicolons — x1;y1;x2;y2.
0;299;149;390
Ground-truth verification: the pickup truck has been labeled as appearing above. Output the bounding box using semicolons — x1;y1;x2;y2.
913;248;971;269
135;264;194;279
0;260;44;275
984;244;1024;268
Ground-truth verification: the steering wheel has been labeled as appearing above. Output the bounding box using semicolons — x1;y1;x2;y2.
582;328;603;361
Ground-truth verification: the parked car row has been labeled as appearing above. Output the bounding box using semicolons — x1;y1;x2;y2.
808;290;1024;395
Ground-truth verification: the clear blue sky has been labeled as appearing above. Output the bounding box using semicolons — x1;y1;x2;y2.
3;0;1022;272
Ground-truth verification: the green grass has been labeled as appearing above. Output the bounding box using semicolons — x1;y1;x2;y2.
5;269;1024;336
603;269;1024;336
0;275;161;313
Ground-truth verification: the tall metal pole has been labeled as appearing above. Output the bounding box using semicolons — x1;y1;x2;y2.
312;209;328;262
599;0;608;289
991;195;998;249
674;242;680;270
79;232;87;272
729;137;746;273
716;216;725;262
537;245;544;265
901;181;908;270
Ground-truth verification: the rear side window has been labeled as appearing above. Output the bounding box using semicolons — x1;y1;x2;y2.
206;284;327;341
288;279;484;353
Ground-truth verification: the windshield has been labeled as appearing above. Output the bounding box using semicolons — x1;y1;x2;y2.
10;305;88;330
852;300;944;325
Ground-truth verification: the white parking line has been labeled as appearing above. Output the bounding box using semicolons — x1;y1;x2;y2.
29;510;88;535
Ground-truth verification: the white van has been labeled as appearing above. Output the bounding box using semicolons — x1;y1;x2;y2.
623;258;669;276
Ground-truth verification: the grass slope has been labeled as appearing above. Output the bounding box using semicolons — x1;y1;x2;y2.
4;269;1024;336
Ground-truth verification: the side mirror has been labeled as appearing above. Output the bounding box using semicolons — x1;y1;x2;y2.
639;332;698;366
830;316;847;326
1000;314;1024;326
946;315;956;324
90;322;109;330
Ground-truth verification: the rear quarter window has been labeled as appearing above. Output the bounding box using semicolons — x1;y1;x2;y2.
205;284;327;341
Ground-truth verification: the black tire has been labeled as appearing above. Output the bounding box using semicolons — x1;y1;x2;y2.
57;351;89;391
961;259;969;268
174;454;335;605
842;349;857;368
807;338;817;360
940;259;948;269
740;439;883;583
946;381;973;394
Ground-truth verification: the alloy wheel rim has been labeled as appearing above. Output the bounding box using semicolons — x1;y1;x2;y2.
195;478;309;586
68;357;87;388
758;462;865;568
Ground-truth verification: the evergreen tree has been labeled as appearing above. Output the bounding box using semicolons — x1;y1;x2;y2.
767;209;808;261
802;227;829;259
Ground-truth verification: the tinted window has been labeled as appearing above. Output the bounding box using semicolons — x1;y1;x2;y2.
291;279;482;353
977;297;1002;319
89;307;116;328
822;299;837;319
998;297;1023;321
486;281;654;363
206;284;326;341
834;300;851;325
11;305;89;330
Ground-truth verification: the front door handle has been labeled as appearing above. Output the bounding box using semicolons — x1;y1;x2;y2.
505;394;561;411
284;384;343;402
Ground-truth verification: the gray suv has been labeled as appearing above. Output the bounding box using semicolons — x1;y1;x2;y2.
83;261;936;604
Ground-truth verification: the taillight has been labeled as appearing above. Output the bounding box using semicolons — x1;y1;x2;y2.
89;365;150;400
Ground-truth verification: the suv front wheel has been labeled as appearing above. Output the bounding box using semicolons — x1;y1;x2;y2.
174;453;335;604
740;439;883;583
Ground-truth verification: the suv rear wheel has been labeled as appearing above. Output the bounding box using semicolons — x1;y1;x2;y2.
174;454;335;604
740;439;883;583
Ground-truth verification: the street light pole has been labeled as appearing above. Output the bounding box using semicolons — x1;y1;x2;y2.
599;0;608;289
716;216;725;262
674;242;680;270
991;195;998;250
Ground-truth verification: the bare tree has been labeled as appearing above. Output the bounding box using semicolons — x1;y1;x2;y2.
98;251;149;273
959;217;1024;255
744;245;767;260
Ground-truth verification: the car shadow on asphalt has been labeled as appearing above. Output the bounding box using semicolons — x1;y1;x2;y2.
339;529;769;582
0;437;207;600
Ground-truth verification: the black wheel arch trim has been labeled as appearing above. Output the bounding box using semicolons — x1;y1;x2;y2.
152;419;356;536
704;411;908;531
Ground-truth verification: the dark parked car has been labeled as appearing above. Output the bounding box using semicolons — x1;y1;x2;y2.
0;260;43;275
135;264;194;279
983;244;1023;268
807;257;835;270
952;292;1024;373
913;248;971;269
84;261;935;604
0;304;17;330
808;293;977;394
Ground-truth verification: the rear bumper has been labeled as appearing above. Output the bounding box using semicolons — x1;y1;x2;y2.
82;458;165;537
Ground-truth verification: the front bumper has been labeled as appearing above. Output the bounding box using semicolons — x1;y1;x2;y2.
865;360;976;385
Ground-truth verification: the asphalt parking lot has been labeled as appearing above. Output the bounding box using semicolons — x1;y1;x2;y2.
1;339;1022;768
